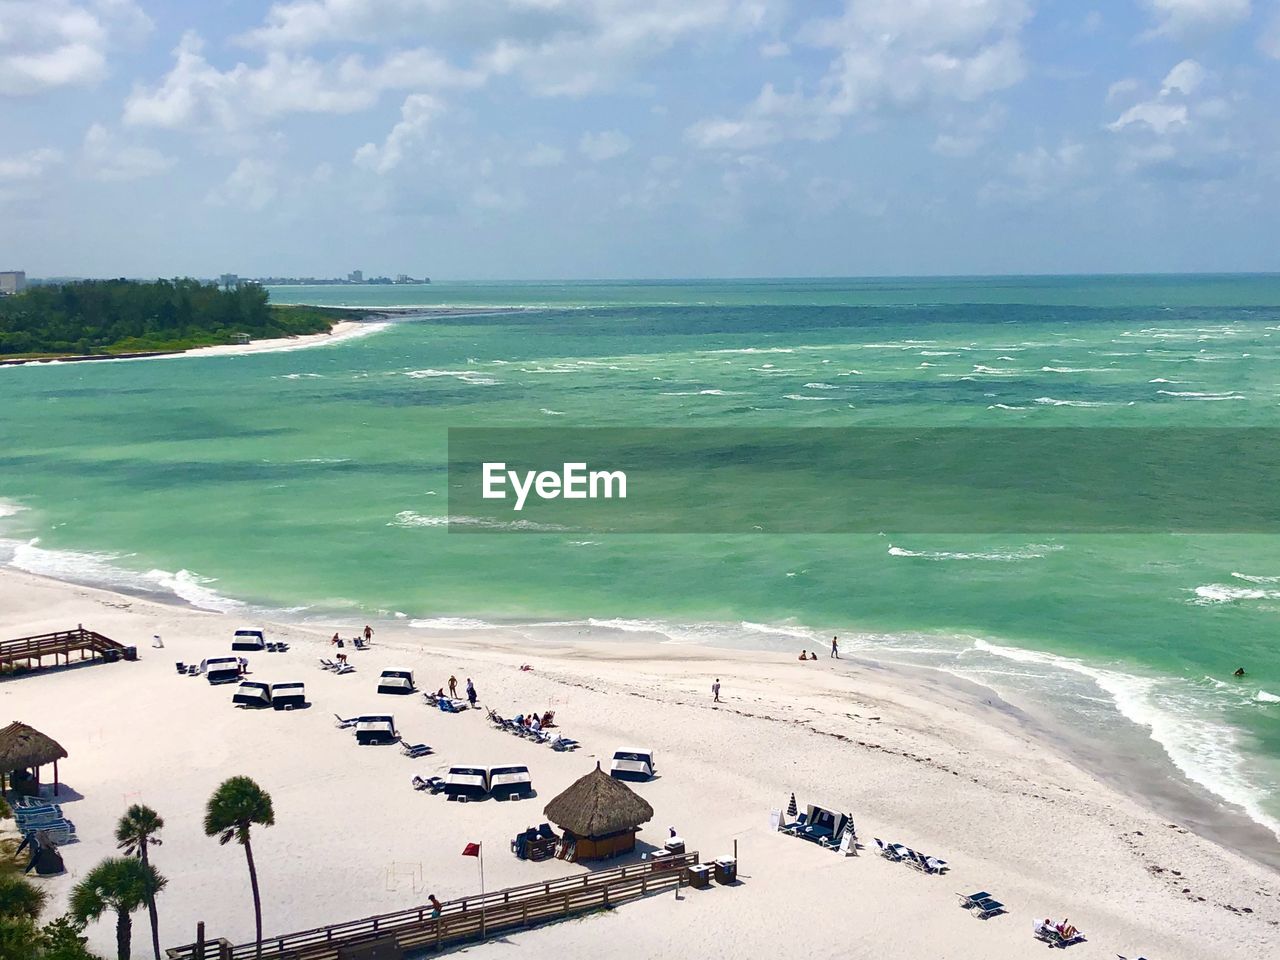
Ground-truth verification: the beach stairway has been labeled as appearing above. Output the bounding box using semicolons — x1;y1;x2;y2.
164;852;704;960
1;626;131;674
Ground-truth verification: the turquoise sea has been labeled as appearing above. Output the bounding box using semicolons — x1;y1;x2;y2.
2;276;1279;842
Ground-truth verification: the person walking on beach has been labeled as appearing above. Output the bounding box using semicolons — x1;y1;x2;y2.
466;678;477;707
364;624;374;643
429;894;443;918
448;674;458;698
712;679;721;703
831;636;839;658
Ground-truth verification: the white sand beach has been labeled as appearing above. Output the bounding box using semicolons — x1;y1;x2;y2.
157;320;386;359
2;566;1277;960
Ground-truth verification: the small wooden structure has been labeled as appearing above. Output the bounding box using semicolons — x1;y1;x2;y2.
164;851;699;960
0;626;129;674
0;721;68;796
543;762;654;861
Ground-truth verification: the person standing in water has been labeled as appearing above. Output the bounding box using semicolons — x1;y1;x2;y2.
831;636;840;659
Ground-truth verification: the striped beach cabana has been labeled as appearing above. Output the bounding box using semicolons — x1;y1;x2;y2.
543;762;654;861
0;721;68;796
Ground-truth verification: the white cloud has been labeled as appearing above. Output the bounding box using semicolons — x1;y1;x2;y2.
0;0;150;96
981;141;1085;203
238;0;775;97
0;147;64;181
522;143;565;167
1106;78;1141;102
1161;59;1207;96
579;130;631;161
1261;7;1280;57
1107;60;1210;134
207;158;278;211
687;0;1031;150
124;32;480;135
353;94;443;174
80;123;173;181
1139;0;1251;37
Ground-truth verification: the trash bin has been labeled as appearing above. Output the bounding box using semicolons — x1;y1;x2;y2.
713;858;737;884
664;837;686;855
123;646;138;661
687;864;711;889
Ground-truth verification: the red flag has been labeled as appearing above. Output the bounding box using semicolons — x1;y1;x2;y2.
461;842;481;857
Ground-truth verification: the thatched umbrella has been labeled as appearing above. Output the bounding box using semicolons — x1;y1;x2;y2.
0;721;68;796
543;762;654;861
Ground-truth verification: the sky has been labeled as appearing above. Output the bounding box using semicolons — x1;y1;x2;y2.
1;0;1279;280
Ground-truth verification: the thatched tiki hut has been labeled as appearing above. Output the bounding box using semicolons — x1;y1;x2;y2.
0;722;68;797
544;762;654;861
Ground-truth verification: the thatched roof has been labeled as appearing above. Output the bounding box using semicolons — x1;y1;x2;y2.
543;764;653;838
0;722;67;770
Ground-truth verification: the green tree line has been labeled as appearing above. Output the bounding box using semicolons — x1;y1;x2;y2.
0;279;346;357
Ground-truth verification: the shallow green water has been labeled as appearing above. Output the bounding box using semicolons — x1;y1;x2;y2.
2;276;1279;836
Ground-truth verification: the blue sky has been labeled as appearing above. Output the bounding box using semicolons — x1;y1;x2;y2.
1;0;1278;279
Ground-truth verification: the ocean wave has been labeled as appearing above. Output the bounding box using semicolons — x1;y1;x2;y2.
1156;390;1245;400
783;394;840;401
703;347;796;355
539;408;565;416
1033;397;1110;407
919;350;958;356
1191;584;1280;605
968;638;1280;840
408;617;494;630
280;373;325;380
294;457;352;464
0;500;24;520
888;544;1062;561
1040;366;1113;373
1231;572;1280;584
2;537;242;612
388;510;568;532
404;368;500;385
973;365;1019;374
1256;690;1280;704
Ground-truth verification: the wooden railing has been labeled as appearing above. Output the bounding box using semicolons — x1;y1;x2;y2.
166;852;700;960
0;627;127;671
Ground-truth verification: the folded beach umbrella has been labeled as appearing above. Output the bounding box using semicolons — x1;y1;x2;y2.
787;793;798;818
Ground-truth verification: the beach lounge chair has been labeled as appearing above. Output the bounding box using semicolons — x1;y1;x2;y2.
333;714;357;729
781;813;808;836
1034;921;1085;948
187;664;201;675
550;734;579;751
439;698;465;713
922;855;948;874
957;892;1005;919
175;662;186;673
411;775;446;793
319;658;336;670
334;663;355;675
401;742;432;758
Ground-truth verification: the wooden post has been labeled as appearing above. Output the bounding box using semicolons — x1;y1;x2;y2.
54;759;60;797
196;921;205;960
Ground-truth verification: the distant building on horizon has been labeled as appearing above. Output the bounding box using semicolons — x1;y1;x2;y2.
0;271;26;295
348;269;363;282
219;273;239;288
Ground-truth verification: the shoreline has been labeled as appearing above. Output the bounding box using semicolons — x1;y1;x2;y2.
4;554;1279;875
2;564;1277;960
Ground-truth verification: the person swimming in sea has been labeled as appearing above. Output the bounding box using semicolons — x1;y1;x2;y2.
1234;667;1246;677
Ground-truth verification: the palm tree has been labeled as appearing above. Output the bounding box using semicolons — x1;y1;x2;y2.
69;857;166;960
115;804;165;960
0;872;47;920
204;777;274;958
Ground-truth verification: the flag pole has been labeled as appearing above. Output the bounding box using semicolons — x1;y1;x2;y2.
479;841;486;940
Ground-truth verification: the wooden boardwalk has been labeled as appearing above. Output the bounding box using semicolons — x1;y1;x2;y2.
166;852;701;960
0;627;130;674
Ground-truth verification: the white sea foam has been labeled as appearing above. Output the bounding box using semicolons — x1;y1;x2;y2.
1231;572;1280;584
404;368;500;385
802;383;840;390
1157;390;1245;400
1256;690;1280;704
408;617;494;630
388;510;567;532
3;538;242;612
1040;366;1113;373
539;408;565;416
1191;584;1280;605
987;403;1030;410
968;638;1280;840
1033;397;1110;407
888;544;1062;561
1148;378;1184;383
973;365;1018;374
0;500;24;520
783;394;840;401
704;347;796;355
